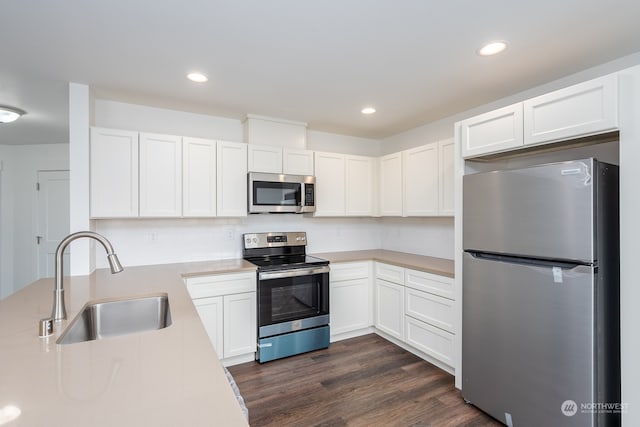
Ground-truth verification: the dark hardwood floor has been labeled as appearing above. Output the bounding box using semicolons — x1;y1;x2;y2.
227;334;502;427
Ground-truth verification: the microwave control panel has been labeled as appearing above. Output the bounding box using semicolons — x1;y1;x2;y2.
304;184;315;206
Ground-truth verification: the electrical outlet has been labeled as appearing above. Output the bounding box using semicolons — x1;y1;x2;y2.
225;227;234;240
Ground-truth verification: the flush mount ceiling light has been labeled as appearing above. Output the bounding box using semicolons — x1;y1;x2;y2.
0;106;26;123
478;40;508;56
187;72;208;83
361;107;376;115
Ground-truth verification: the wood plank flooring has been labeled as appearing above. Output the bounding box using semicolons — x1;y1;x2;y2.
227;334;501;427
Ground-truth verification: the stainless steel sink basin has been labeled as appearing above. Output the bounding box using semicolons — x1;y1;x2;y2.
56;293;172;345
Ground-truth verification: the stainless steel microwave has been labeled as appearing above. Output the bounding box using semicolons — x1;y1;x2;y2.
248;173;316;214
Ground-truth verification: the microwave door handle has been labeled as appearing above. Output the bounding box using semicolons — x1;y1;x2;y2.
259;266;330;281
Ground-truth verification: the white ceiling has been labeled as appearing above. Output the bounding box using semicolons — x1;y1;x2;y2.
2;1;640;145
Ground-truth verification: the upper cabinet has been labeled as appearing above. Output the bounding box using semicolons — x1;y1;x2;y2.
247;144;282;174
403;144;439;216
523;73;618;145
460;73;619;159
378;153;403;216
90;127;139;218
183;137;217;217
345;155;375;216
247;144;314;175
139;132;182;217
459;104;523;158
217;141;248;217
314;151;346;216
283;148;314;175
438;139;455;215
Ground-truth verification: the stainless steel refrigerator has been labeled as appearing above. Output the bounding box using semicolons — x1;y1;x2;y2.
462;158;620;427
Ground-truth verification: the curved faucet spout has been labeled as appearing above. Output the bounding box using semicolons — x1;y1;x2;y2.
52;231;123;322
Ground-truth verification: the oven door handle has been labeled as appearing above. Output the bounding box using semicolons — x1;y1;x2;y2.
259;265;330;280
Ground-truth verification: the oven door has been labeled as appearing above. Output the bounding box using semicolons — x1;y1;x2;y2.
257;265;329;338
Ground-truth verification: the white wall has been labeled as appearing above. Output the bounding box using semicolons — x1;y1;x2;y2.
0;143;69;299
379;217;454;259
94;216;380;268
307;130;382;156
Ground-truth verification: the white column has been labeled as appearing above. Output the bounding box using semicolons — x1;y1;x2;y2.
68;83;94;275
618;65;640;426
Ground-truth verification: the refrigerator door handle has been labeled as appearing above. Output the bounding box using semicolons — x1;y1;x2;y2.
464;250;590;269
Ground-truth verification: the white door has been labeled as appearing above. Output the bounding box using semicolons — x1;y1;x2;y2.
216;141;248;217
247;144;282;173
36;170;70;279
139;132;182;217
403;143;438;216
183;137;217;217
345;155;374;216
378;153;403;216
314;151;345;216
223;292;257;358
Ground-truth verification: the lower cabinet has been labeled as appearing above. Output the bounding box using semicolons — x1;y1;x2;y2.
330;262;373;338
374;262;455;371
374;278;405;340
186;271;256;366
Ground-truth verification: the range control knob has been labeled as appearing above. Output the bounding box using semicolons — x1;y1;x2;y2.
253;238;258;243
245;238;251;245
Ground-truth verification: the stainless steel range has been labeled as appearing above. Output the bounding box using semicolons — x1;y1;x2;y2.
243;232;330;363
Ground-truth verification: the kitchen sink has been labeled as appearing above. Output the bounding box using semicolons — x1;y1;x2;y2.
56;293;172;345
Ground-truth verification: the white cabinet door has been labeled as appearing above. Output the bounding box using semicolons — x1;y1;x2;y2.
183;137;217;217
314;151;345;216
524;73;618;146
403;143;438;216
405;316;454;367
375;278;404;340
216;141;248;217
193;296;224;357
139;132;182;217
247;144;282;173
379;153;403;216
460;103;523;158
223;292;257;358
331;278;372;335
405;287;455;333
345;155;374;216
438;139;455;216
90;127;139;218
283;148;314;175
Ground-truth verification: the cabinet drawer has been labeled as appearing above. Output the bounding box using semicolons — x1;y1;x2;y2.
186;272;256;299
405;269;454;300
375;263;404;285
405;316;454;367
405;288;454;333
330;261;370;282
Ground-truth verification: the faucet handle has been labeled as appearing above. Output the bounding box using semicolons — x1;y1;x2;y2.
38;318;54;338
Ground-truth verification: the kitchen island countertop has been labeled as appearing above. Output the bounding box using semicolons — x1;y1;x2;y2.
0;259;256;427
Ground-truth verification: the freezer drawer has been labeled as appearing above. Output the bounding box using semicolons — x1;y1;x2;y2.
462;252;599;427
463;159;599;262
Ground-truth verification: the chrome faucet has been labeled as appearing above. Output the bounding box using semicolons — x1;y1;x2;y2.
39;231;123;337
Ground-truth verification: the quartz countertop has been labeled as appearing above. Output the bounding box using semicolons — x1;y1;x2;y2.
312;249;454;278
0;259;256;427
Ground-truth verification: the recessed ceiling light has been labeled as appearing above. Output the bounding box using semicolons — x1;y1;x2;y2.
478;41;508;56
187;72;208;83
0;106;26;124
361;107;376;115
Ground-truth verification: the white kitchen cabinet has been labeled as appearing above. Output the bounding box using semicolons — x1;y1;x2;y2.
139;132;182;217
247;144;282;173
314;151;346;216
405;268;454;300
283;148;315;175
193;296;224;356
524;73;618;146
330;262;373;338
345;155;375;216
378;152;403;216
404;315;454;367
460;103;524;158
182;137;217;217
186;271;256;365
90;127;139;218
375;278;405;341
438;139;455;215
223;292;257;358
405;287;455;333
403;143;438;216
216;141;248;217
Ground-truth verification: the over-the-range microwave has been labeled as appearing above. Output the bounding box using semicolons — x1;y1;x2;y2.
248;172;316;214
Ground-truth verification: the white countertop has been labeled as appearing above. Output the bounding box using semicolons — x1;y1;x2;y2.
0;259;255;427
